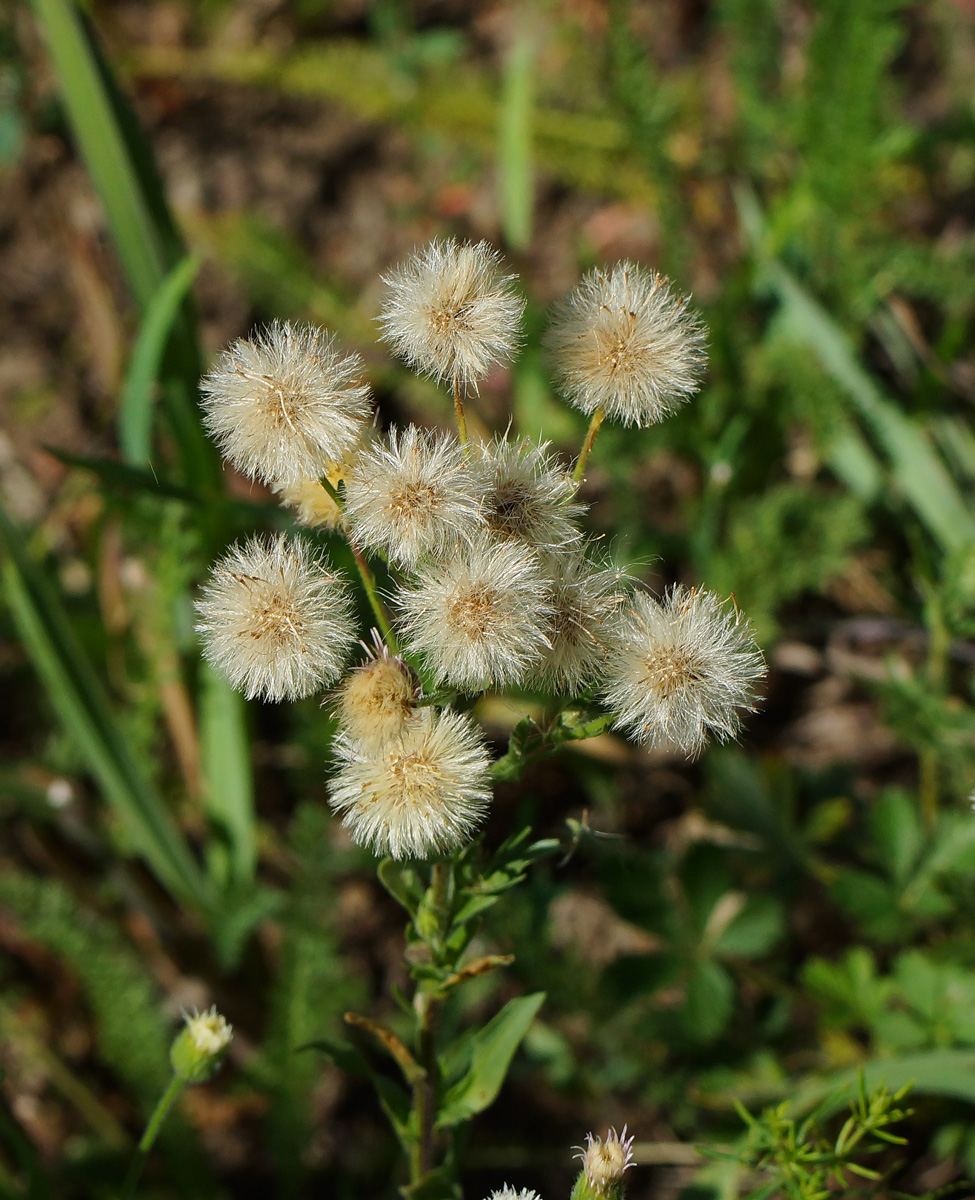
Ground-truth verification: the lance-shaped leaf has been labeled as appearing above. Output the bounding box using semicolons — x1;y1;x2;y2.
435;992;545;1128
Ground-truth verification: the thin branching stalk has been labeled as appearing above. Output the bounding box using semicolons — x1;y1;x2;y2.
121;1075;185;1199
453;378;470;451
573;406;605;482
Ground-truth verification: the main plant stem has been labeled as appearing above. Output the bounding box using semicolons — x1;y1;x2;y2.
452;378;469;452
572;406;605;482
410;860;451;1184
121;1075;185;1199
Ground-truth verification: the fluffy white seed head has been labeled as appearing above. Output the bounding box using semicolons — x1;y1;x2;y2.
378;239;525;386
201;321;372;487
486;1190;543;1200
195;534;355;702
344;425;483;567
546;262;706;427
335;632;418;748
601;585;765;757
574;1126;635;1195
328;707;492;859
534;553;630;693
397;536;552;691
474;436;585;552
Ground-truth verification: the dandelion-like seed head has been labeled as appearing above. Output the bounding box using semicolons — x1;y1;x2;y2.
195;534;355;702
398;536;552;691
546;262;706;427
534;553;629;693
574;1126;635;1195
344;425;483;567
201;321;372;487
474;436;585;552
602;585;765;758
378;239;525;386
328;708;492;859
336;631;418;748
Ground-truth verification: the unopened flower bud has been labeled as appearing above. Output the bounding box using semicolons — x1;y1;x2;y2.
170;1006;232;1083
336;633;417;748
571;1126;634;1200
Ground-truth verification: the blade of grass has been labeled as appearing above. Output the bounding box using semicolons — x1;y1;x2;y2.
29;0;218;493
119;254;201;468
739;187;975;552
497;35;535;251
0;506;212;916
199;663;256;889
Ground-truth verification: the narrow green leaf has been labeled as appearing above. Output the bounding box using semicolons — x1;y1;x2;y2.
0;506;211;915
771;265;975;552
199;663;256;888
436;992;545;1128
497;35;535;250
120;254;201;468
737;186;975;551
29;0;165;306
29;0;219;493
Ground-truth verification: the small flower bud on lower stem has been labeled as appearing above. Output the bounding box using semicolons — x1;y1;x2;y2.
170;1006;233;1083
571;1126;634;1200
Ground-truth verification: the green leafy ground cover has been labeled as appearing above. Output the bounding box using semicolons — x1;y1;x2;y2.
2;1;975;1196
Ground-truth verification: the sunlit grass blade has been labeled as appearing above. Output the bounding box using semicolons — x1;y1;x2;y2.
738;187;975;552
199;663;256;888
29;0;218;492
0;505;212;916
498;35;535;251
120;254;201;468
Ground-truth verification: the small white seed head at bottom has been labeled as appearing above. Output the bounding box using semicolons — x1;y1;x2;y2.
574;1126;635;1195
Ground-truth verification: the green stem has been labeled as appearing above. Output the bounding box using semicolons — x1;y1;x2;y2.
572;407;605;483
452;378;469;452
349;541;400;654
121;1074;185;1198
320;475;343;509
318;472;400;654
491;711;615;782
410;861;452;1185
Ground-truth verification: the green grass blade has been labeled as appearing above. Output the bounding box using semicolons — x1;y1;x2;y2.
119;254;201;468
0;506;212;916
497;36;535;251
772;265;975;552
29;0;219;493
199;663;256;888
29;0;165;307
738;187;975;551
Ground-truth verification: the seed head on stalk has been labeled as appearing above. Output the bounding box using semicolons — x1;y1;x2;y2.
195;534;355;702
378;239;525;388
328;707;493;859
601;585;765;757
397;535;552;691
344;424;483;568
546;262;706;428
201;321;372;488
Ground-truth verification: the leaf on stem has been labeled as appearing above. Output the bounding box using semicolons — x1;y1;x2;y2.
435;992;545;1128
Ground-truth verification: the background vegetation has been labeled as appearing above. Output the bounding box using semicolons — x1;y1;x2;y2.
3;0;975;1196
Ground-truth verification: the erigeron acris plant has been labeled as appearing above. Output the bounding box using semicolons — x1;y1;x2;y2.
192;239;765;1195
